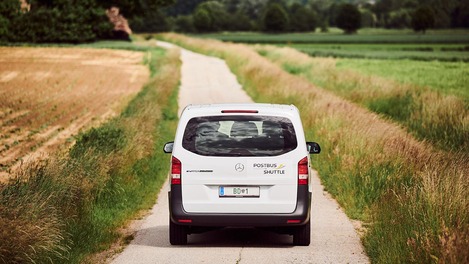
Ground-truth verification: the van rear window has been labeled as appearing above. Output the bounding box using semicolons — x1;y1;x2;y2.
182;115;297;156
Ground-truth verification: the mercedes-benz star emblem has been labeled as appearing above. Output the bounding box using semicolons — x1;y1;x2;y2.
235;163;244;172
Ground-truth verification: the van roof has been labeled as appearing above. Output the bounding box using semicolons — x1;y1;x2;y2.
181;103;300;118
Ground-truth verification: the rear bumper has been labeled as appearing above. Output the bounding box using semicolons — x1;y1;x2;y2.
169;185;311;227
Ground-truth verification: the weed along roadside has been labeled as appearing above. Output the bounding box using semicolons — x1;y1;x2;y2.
157;33;469;263
0;45;180;263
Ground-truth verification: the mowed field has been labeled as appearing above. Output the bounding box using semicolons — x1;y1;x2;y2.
0;47;149;179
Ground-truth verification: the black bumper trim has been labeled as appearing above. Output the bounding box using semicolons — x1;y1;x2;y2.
169;185;311;227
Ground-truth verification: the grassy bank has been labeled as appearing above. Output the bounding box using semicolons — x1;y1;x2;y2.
255;46;468;152
0;44;180;263
157;33;468;263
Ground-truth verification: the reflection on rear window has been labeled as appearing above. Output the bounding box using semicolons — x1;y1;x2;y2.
182;115;297;156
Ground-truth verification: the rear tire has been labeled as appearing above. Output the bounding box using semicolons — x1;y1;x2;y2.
169;219;187;245
293;220;310;246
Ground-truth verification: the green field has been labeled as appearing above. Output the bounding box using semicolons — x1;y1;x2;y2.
197;28;469;44
197;29;469;62
335;59;469;100
290;43;469;61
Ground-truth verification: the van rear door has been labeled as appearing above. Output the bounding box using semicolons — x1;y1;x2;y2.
178;115;301;214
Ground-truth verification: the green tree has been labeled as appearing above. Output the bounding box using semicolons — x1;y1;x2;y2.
193;8;212;31
164;0;206;16
411;5;434;33
131;10;169;32
336;3;361;34
192;1;228;31
0;0;22;20
95;0;176;18
0;15;9;40
0;0;22;40
238;0;268;20
360;9;376;28
9;0;113;43
263;3;289;32
452;0;469;28
289;3;316;32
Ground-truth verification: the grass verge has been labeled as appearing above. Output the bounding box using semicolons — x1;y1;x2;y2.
0;44;180;263
157;33;468;263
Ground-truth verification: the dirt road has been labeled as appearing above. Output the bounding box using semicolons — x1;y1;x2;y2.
111;42;369;263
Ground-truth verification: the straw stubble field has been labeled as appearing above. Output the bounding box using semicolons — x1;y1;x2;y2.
0;47;149;179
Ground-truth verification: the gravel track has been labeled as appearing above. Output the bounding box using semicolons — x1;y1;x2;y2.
111;41;369;264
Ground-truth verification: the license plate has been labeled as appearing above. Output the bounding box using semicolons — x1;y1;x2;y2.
219;186;260;198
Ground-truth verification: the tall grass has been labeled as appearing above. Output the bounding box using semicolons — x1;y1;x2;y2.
0;45;180;263
157;33;469;263
334;58;469;100
254;46;468;152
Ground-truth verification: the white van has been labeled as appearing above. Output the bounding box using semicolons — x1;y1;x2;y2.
163;103;320;246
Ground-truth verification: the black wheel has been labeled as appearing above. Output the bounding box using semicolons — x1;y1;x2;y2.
293;220;310;246
169;219;187;245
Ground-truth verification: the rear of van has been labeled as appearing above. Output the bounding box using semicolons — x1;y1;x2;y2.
164;104;320;246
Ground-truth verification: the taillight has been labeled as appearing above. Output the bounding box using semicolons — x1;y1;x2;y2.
298;157;309;185
171;156;181;185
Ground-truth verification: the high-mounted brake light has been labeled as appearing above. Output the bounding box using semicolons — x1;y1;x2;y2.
171;156;181;185
221;110;259;114
298;157;309;185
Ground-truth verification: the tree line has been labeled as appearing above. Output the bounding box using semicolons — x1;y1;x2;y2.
165;0;469;34
0;0;174;43
1;0;468;43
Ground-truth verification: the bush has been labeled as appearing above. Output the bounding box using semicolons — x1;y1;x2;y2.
70;126;126;158
336;3;361;34
263;3;289;32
